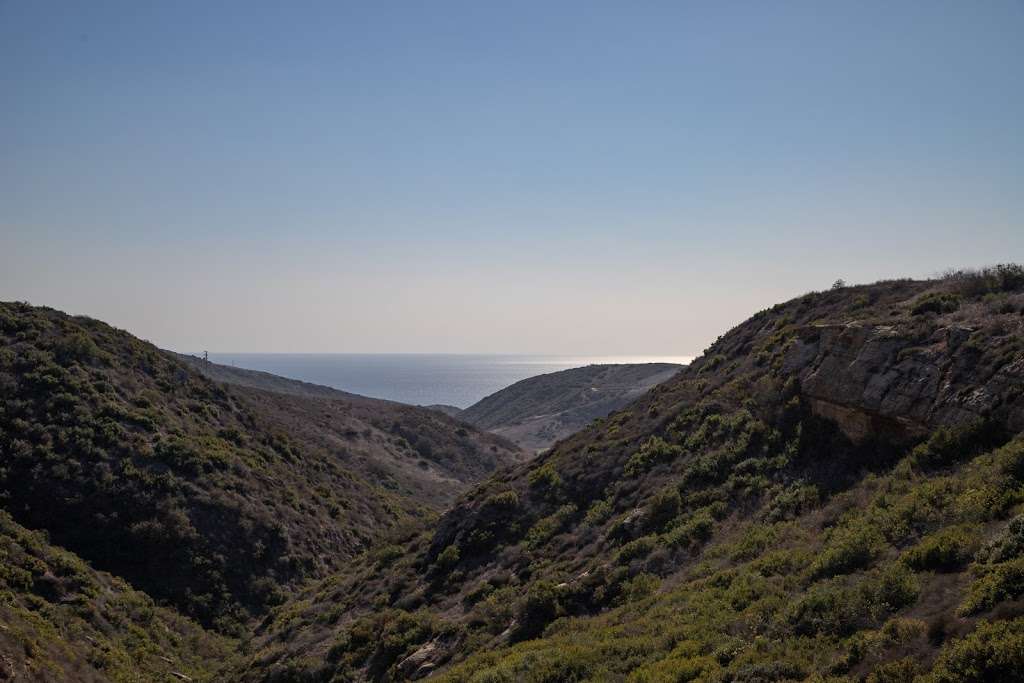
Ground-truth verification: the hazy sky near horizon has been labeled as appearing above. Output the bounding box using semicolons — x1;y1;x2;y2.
3;1;1023;354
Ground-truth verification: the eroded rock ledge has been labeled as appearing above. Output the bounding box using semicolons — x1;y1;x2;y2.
784;322;1024;442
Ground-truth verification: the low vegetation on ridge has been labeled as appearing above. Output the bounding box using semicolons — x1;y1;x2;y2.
241;266;1024;682
457;363;683;452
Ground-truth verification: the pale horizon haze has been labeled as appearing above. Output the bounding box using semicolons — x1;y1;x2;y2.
3;2;1023;354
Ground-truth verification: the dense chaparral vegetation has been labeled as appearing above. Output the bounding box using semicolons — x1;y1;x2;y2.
240;266;1024;682
0;509;238;682
2;264;1024;682
0;300;520;678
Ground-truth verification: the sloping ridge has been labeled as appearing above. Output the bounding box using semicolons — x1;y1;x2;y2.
242;268;1024;682
174;353;368;401
178;352;527;509
458;363;683;451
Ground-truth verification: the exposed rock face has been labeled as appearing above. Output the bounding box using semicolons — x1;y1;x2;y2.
396;641;441;679
428;292;1024;569
785;322;1024;442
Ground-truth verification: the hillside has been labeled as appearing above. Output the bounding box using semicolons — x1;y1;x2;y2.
0;301;522;636
174;353;366;400
177;354;526;509
241;266;1024;682
458;363;683;452
183;356;681;453
0;510;237;682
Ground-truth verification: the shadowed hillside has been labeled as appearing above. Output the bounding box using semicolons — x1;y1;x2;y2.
0;302;522;635
458;363;683;452
240;266;1024;682
0;510;237;682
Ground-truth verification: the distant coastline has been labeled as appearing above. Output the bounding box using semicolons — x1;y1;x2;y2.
195;353;695;408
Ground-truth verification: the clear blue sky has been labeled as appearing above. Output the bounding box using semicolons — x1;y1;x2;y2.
2;1;1022;353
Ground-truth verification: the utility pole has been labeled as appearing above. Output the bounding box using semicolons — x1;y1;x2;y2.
203;350;209;366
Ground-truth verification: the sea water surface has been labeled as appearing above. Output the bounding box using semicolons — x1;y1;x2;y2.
206;354;694;409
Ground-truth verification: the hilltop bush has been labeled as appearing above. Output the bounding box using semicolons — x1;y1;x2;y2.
911;292;961;315
942;263;1024;296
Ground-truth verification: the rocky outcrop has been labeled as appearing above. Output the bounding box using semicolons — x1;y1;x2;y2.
396;641;442;679
784;322;1024;442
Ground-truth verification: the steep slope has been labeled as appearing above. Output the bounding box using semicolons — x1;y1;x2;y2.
0;510;236;682
242;266;1024;681
459;363;683;451
178;355;525;508
174;354;366;400
0;302;521;633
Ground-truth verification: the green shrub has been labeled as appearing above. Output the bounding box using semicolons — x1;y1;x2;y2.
728;524;780;562
870;563;920;611
976;514;1024;564
645;488;681;531
483;490;520;511
618;535;657;564
764;482;819;522
619;573;660;603
752;549;812;577
626;654;717;683
943;263;1024;296
624;436;682;477
786;582;863;636
930;617;1024;682
866;657;922;683
995;438;1024;481
583;499;613;527
787;566;918;637
528;464;562;497
525;505;577;550
435;544;461;572
902;525;977;571
662;510;714;549
911;292;961;315
514;581;561;639
810;523;885;579
958;557;1024;615
911;420;1001;469
52;331;100;365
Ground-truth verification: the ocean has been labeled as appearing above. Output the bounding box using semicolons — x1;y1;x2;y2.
206;354;694;409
